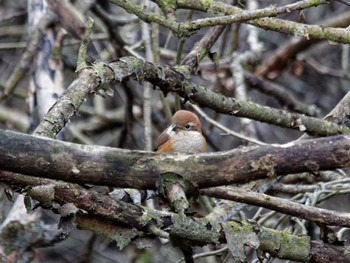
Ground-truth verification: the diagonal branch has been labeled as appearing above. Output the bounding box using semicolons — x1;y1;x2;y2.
34;56;350;139
201;186;350;227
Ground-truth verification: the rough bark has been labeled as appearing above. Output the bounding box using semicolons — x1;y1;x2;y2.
1;129;350;189
32;56;350;139
0;171;312;262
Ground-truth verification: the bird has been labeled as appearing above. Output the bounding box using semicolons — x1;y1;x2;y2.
155;110;206;153
155;110;205;260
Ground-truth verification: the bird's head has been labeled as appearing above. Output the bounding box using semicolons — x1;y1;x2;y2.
170;110;202;134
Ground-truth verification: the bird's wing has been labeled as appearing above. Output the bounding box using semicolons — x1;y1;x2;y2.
155;130;172;152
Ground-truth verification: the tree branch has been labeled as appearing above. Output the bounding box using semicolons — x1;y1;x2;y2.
1;129;350;189
2;169;349;262
176;0;350;44
256;10;350;78
201;186;350;227
178;0;329;32
33;56;350;138
0;170;312;262
112;0;331;40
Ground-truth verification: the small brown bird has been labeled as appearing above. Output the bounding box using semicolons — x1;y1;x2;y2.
155;110;206;153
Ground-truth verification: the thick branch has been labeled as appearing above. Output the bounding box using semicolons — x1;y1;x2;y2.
310;241;350;263
34;65;113;138
1;129;350;189
118;58;349;136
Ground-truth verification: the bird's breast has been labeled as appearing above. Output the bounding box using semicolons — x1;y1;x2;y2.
170;131;206;154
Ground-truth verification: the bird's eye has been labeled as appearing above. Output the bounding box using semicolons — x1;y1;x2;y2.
185;124;191;130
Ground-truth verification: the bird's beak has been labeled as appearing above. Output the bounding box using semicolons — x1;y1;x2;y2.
171;124;178;132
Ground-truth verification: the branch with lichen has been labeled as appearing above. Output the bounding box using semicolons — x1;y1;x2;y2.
1;168;349;261
76;17;94;72
0;170;336;262
256;10;350;77
108;0;350;44
109;0;345;43
176;0;350;44
29;4;350;140
178;0;330;32
35;56;350;138
2;128;350;190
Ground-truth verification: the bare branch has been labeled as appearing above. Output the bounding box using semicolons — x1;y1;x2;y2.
201;186;350;227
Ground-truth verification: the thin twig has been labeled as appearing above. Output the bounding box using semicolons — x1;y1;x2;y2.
191;104;267;146
76;17;94;72
176;246;228;263
201;186;350;227
141;1;153;151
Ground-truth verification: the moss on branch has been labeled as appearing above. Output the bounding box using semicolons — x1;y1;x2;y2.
33;56;350;138
0;170;311;261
